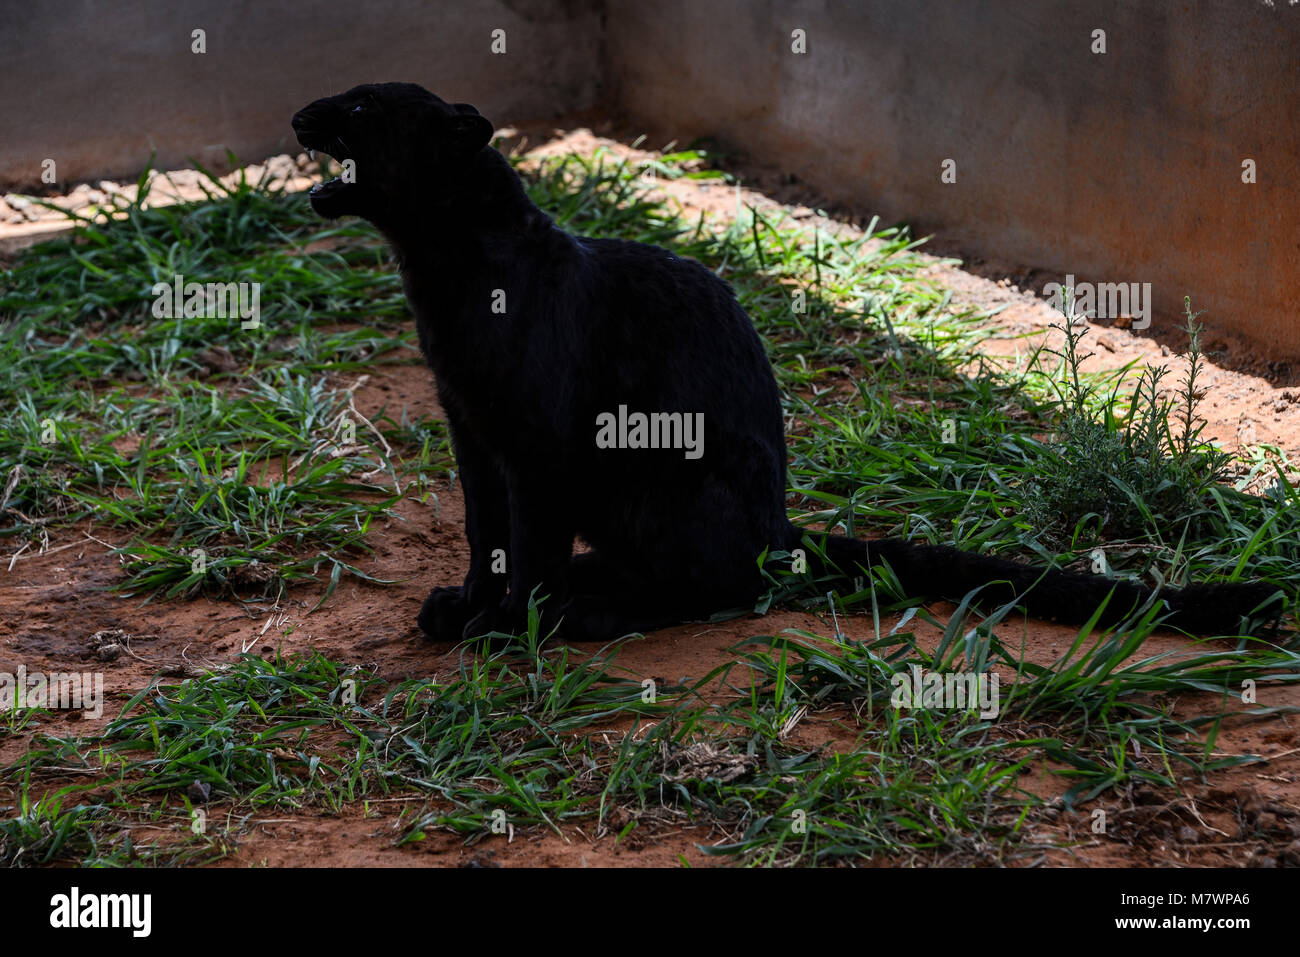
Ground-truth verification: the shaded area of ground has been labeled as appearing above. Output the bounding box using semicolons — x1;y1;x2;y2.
2;134;1298;868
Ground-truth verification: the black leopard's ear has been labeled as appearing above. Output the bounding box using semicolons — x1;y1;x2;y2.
445;111;494;155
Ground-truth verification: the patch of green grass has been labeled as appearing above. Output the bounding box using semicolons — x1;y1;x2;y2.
1;142;1296;867
0;775;229;867
12;595;1296;865
0;161;450;599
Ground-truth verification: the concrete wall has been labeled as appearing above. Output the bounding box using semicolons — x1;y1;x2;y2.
605;0;1300;357
3;0;1296;355
0;0;603;188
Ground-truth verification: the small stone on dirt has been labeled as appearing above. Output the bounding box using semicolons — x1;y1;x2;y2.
196;345;240;376
88;628;131;661
187;780;212;803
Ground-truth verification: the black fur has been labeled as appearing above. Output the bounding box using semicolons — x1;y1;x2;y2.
292;82;1282;642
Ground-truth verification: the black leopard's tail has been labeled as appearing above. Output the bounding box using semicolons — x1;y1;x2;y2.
812;534;1285;636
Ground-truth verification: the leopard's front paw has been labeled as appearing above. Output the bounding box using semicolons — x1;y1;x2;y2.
417;586;474;641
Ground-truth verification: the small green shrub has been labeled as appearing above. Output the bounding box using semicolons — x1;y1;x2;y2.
1025;295;1231;544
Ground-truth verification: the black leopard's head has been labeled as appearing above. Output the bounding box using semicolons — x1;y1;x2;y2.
291;82;494;224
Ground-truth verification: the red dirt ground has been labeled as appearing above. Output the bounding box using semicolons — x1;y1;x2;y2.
2;132;1298;868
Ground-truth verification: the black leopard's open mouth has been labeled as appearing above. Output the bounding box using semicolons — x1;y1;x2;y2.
298;137;349;194
291;120;358;216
